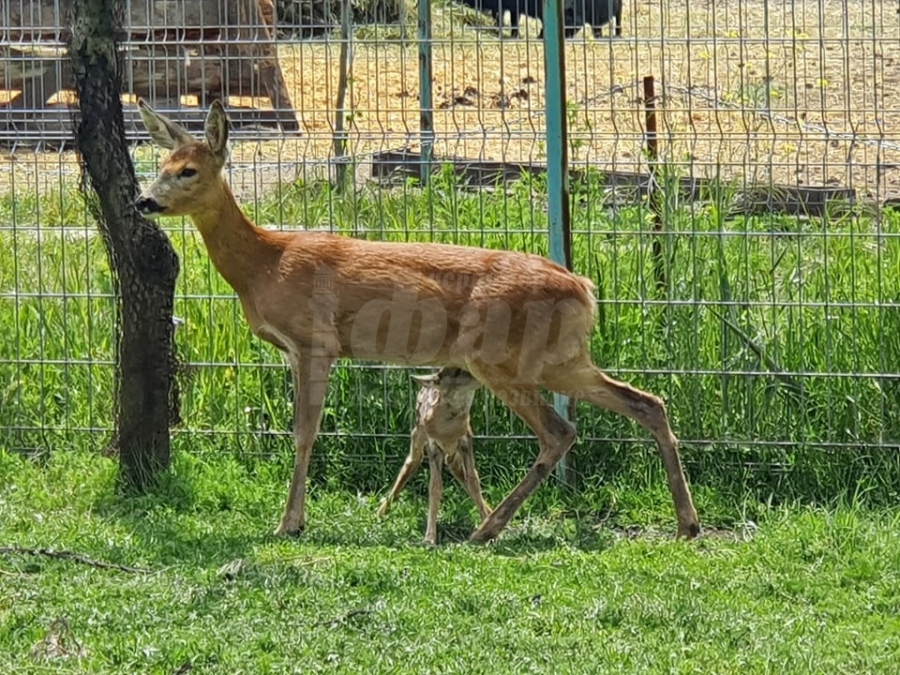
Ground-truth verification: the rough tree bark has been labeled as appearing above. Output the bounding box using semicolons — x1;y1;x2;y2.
68;0;181;489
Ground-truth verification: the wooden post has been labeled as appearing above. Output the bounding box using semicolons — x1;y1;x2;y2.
644;75;667;293
418;0;434;185
333;0;353;188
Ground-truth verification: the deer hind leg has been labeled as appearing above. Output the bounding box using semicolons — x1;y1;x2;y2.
551;362;701;539
425;440;445;545
377;427;427;518
274;348;336;536
465;366;577;543
445;436;493;521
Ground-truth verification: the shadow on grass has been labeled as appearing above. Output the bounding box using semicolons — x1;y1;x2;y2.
482;518;622;556
89;469;264;568
364;502;624;554
85;458;673;566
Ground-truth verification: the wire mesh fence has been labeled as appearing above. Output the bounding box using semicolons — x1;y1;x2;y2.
1;0;899;500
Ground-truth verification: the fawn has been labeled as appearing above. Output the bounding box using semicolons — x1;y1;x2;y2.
377;367;490;545
135;99;701;543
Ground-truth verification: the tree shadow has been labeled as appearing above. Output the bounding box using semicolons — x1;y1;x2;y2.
89;472;262;568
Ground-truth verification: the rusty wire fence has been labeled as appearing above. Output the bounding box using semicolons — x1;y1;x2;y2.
1;0;899;500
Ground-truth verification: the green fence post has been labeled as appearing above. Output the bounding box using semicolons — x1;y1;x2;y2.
418;0;434;185
543;0;575;486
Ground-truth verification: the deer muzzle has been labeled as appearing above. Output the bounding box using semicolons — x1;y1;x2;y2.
135;196;166;217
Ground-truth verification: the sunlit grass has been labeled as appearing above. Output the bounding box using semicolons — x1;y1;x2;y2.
1;449;899;674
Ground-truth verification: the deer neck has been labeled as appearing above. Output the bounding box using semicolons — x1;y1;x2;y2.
189;182;280;295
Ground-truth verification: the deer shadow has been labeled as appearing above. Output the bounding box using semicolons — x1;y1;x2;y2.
90;468;623;569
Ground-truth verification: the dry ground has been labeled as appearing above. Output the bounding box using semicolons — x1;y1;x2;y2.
2;0;899;200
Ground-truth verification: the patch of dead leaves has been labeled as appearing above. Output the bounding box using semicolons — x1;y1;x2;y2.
432;76;537;110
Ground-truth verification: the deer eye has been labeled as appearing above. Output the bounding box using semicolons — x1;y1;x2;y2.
179;168;197;179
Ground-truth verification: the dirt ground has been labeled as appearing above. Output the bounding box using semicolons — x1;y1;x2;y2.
2;0;899;201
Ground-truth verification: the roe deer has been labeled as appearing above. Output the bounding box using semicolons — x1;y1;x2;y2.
377;367;491;545
134;99;701;543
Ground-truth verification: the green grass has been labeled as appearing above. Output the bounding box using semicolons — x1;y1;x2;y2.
2;168;900;508
2;449;900;674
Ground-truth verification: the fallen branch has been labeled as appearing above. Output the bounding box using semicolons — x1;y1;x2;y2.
0;546;152;574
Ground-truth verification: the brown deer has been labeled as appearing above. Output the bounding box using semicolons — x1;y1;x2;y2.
134;99;701;543
377;367;490;545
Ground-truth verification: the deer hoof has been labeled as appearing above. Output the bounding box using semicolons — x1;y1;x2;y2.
677;521;702;540
273;521;304;538
468;525;497;545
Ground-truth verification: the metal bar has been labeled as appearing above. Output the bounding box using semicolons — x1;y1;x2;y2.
543;0;574;487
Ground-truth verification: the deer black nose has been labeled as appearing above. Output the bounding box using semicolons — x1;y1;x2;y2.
135;197;164;215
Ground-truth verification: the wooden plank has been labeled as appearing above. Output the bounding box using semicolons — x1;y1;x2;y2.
2;55;65;109
2;0;249;41
1;1;298;131
1;46;265;100
369;150;861;219
0;100;290;149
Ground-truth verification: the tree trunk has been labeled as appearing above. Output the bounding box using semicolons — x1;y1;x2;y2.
68;0;181;489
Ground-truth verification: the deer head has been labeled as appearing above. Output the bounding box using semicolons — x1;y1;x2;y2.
411;367;480;394
135;98;230;220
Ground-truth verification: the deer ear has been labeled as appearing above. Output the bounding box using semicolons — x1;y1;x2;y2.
137;98;194;149
204;99;229;161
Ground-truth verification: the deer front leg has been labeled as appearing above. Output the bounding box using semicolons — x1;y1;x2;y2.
377;427;427;517
274;348;336;537
425;441;445;545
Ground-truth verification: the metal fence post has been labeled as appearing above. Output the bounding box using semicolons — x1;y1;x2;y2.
543;0;575;486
